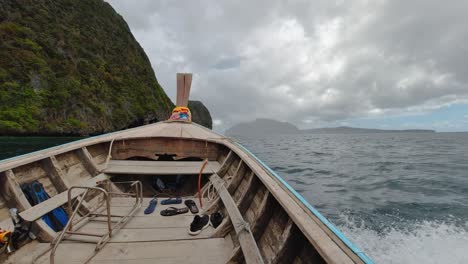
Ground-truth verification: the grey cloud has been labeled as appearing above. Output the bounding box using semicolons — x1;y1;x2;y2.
107;0;468;131
212;56;243;70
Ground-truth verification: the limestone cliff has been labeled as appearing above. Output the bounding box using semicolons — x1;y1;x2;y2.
0;0;177;135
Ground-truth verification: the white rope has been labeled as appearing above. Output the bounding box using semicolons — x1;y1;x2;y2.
103;137;117;170
235;219;251;234
202;175;233;202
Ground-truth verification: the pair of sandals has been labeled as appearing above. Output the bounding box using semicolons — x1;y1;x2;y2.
160;199;199;216
144;196;183;215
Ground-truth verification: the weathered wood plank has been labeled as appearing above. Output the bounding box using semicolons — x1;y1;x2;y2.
11;162;48;184
237;172;259;215
210;174;264;264
41;156;70;192
213;171;256;237
233;170;252;202
9;238;232;264
84;215;195;229
19;174;110;222
271;219;298;264
176;73;184;106
227;246;243;264
76;147;100;176
251;191;274;240
227;161;246;194
70;226;213;243
112;137;220;161
175;73;192;107
256;207;294;263
104;160;220;175
217;150;235;176
0;195;10;222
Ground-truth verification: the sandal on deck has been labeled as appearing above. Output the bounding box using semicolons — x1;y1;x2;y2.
161;197;182;205
160;207;189;216
184;199;199;214
144;198;158;215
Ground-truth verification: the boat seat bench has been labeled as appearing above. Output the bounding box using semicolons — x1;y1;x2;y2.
18;173;111;222
103;160;221;175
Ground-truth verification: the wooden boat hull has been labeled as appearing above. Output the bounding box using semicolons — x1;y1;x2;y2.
0;122;372;264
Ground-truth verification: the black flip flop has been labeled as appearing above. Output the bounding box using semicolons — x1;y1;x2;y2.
184;199;199;214
160;206;189;216
161;197;182;205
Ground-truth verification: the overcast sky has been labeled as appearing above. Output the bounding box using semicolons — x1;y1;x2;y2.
107;0;468;132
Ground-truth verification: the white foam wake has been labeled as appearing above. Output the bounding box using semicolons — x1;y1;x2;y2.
338;217;468;264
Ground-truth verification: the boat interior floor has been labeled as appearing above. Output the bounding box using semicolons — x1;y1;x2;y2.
7;197;234;264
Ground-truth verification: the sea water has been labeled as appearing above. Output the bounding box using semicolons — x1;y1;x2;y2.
236;132;468;264
1;132;468;263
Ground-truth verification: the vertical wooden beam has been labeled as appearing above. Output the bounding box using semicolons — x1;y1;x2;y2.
271;219;300;264
76;147;100;176
217;151;235;176
41;156;70;192
227;161;246;194
1;170;30;211
176;73;192;107
251;191;274;240
176;73;184;106
0;170;55;241
237;172;259;214
183;73;192;107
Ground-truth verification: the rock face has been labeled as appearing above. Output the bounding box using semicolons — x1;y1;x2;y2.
0;0;175;135
226;118;300;137
188;100;212;129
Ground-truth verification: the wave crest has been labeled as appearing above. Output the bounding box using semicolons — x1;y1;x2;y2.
338;215;468;264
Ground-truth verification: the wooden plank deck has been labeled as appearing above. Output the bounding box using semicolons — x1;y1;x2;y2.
68;197;215;243
7;196;233;264
9;239;232;264
103;160;221;175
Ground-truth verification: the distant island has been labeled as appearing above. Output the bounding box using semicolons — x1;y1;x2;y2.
225;119;436;136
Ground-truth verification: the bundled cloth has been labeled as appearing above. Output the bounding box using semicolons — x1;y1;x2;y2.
169;106;192;122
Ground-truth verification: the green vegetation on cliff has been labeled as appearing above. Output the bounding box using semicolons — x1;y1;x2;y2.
0;0;174;135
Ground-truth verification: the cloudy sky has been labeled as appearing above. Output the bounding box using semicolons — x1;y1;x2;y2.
107;0;468;132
